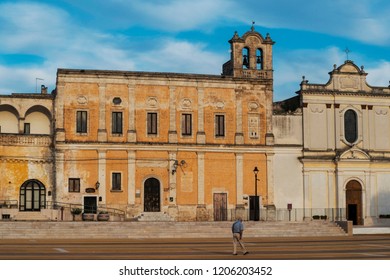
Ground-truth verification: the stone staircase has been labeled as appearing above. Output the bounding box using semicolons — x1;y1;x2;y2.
0;220;347;239
136;212;174;221
12;211;50;221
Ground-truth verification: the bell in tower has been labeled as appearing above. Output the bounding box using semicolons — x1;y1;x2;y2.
222;26;275;79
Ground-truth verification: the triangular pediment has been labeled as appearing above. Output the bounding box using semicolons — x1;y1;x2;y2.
339;147;370;161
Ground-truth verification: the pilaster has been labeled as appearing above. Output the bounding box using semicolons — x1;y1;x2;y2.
168;152;177;205
127;83;136;142
98;84;107;142
235;95;244;144
266;152;275;207
127;150;136;205
168;86;178;143
197;152;205;205
196;85;206;144
235;153;244;207
55;82;65;142
98;150;106;203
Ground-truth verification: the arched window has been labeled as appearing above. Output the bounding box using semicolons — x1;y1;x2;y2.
256;48;263;70
19;180;46;211
344;109;358;144
242;47;249;69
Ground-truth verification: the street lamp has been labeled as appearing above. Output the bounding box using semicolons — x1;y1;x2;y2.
252;166;260;221
253;166;259;196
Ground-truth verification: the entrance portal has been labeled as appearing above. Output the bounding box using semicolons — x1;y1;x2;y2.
83;196;97;214
19;180;46;211
346;180;363;225
144;178;160;212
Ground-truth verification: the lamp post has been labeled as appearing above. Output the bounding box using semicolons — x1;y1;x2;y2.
252;166;260;221
253;166;259;196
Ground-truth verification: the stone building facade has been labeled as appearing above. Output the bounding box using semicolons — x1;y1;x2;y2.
1;28;390;225
1;27;276;221
0;91;54;218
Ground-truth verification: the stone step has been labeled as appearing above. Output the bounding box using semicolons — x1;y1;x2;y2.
136;212;174;221
12;211;50;221
0;221;347;239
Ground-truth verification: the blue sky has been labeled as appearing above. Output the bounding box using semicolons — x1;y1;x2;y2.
0;0;389;101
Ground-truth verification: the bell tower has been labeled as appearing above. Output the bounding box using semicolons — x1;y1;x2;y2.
222;26;275;79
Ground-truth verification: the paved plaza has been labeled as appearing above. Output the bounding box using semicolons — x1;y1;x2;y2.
1;234;390;260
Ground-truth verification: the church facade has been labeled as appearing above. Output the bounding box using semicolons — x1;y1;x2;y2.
273;60;390;225
1;28;390;225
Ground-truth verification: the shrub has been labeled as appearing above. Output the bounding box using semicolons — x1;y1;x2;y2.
71;208;82;215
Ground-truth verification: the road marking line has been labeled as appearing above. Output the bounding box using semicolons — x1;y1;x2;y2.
358;253;388;257
54;248;69;253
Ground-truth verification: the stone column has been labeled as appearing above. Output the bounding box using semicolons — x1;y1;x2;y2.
98;84;107;142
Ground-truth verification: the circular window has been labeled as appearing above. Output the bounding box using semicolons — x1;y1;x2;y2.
113;97;122;105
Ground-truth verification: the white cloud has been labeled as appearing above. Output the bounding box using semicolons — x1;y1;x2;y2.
274;47;345;100
135;39;225;74
366;61;390;87
234;0;390;46
59;0;236;32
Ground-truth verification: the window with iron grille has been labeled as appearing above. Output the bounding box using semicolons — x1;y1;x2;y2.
215;114;225;137
112;173;121;191
76;111;88;133
181;113;192;136
147;112;158;135
112;112;123;134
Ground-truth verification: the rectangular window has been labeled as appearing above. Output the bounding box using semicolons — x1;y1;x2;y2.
76;111;88;133
112;173;121;191
215;114;225;137
181;113;192;136
147;112;158;135
24;123;30;134
112;112;123;134
69;178;80;192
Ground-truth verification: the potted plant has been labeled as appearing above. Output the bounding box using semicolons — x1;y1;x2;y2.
97;211;110;221
82;212;95;221
70;208;82;221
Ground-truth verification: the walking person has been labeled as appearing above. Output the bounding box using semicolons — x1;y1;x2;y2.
232;217;248;255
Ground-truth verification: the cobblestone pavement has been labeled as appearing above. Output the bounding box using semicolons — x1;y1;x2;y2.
1;235;390;260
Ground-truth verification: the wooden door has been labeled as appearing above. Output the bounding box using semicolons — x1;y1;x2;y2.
213;193;227;221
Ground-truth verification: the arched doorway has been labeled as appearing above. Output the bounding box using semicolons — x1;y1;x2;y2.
19;180;46;211
346;180;363;225
144;178;160;212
